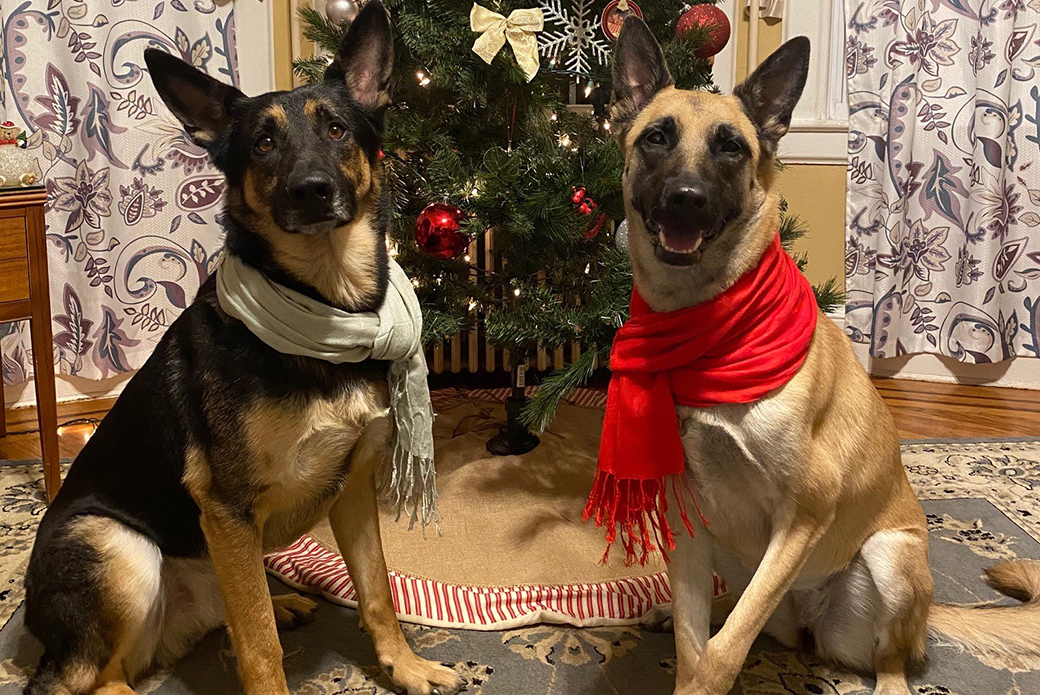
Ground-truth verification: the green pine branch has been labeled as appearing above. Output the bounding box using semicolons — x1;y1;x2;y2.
520;346;602;434
299;5;347;52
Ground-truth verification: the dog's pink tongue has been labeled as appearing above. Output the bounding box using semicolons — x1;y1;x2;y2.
659;228;704;253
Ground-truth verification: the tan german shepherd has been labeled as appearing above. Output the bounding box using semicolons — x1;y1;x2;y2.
609;16;1040;695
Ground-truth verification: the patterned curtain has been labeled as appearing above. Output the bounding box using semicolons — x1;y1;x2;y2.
844;1;1040;363
0;0;236;385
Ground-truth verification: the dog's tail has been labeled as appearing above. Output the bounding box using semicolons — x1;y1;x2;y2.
928;559;1040;660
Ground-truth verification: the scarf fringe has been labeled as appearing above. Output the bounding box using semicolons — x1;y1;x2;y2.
582;470;707;566
378;354;439;535
378;443;440;536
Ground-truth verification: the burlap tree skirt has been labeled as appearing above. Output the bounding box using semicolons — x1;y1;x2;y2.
264;388;723;630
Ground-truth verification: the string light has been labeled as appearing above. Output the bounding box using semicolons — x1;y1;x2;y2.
463;254;471;262
416;70;431;86
412;278;420;288
513;288;521;297
584;81;594;98
468;300;477;310
585;263;591;274
550;112;558;122
602;120;611;131
57;418;100;443
559;133;572;148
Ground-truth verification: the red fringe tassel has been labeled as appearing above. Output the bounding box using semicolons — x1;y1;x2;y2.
583;471;708;566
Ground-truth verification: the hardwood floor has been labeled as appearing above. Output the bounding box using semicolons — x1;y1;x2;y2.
873;378;1039;439
0;379;1036;463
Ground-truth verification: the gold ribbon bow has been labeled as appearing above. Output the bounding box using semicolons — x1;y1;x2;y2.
470;3;544;82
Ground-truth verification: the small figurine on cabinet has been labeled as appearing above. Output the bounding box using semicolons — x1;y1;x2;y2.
0;121;38;187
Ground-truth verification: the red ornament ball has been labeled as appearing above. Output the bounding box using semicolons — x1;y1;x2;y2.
676;4;731;59
414;203;468;260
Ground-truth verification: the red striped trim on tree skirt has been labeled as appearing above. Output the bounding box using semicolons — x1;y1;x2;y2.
265;535;726;630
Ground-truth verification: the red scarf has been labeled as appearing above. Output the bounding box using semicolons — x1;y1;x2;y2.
584;235;818;565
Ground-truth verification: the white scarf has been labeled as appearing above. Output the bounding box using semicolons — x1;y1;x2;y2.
216;254;437;531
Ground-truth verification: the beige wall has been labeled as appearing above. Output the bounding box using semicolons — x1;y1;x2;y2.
779;165;847;288
734;13;847;290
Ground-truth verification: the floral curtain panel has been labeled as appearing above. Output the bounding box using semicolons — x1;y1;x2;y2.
0;0;236;384
845;1;1040;362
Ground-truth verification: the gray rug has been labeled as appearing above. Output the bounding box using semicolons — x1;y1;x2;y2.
0;440;1039;694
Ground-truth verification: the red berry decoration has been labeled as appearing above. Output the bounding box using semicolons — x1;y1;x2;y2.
571;185;587;205
676;4;731;59
571;186;607;239
414;203;469;260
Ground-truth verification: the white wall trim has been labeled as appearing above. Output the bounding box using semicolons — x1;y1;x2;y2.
5;372;133;410
778;0;848;165
711;0;741;94
779;128;848;164
827;311;1040;391
234;0;278;96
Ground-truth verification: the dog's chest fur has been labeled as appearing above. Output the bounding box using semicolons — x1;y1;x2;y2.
241;384;389;549
677;396;804;568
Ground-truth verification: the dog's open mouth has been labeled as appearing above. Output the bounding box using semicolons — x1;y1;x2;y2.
645;218;722;266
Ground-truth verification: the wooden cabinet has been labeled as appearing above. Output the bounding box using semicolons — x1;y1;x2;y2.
0;187;61;501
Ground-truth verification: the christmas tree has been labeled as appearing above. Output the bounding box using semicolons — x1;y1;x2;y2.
296;0;840;447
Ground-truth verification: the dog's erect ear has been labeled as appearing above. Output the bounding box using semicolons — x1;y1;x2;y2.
144;49;245;148
610;15;673;137
325;0;394;112
734;36;810;154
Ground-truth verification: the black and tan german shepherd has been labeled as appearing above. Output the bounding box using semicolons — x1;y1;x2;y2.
23;4;462;695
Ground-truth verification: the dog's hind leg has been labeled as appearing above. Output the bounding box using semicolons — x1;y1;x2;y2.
89;520;164;692
329;417;463;695
861;530;933;695
24;517;163;695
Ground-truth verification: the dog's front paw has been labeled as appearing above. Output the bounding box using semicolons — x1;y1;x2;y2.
380;652;465;695
674;677;729;695
271;592;318;630
641;605;675;632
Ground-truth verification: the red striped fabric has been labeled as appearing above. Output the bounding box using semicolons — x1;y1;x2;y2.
264;535;726;630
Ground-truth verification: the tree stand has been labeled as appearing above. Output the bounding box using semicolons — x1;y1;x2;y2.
486;363;540;456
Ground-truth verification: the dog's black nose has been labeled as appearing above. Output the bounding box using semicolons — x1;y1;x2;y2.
664;184;708;213
288;172;334;206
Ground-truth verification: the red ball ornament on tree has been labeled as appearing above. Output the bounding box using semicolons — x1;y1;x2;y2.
414;203;469;260
676;4;731;59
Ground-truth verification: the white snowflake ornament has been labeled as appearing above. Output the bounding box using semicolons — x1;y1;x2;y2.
539;0;612;74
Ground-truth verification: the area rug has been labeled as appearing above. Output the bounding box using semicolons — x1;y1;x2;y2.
0;434;1038;692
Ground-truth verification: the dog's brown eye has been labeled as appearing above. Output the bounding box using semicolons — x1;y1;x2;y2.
255;136;275;153
328;123;346;140
646;130;667;146
721;139;742;154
